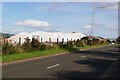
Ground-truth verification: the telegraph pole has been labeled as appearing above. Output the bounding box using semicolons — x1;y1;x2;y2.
91;6;106;45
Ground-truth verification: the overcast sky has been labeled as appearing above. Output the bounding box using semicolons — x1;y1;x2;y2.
2;2;118;38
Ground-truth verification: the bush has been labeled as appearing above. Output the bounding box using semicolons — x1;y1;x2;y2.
2;42;23;55
75;39;80;47
75;39;86;47
58;41;74;48
99;41;106;45
93;38;99;45
51;43;60;49
66;41;74;48
31;38;41;51
2;42;13;55
116;36;120;44
80;40;86;47
87;40;93;46
15;45;24;53
22;37;31;52
39;43;47;50
44;44;52;50
58;42;65;48
81;36;89;45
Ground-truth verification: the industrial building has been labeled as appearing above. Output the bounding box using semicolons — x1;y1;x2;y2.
8;31;86;44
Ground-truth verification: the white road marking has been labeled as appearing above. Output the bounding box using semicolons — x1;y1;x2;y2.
46;64;60;69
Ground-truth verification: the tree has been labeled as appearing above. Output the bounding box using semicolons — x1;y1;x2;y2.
116;36;120;44
106;39;111;44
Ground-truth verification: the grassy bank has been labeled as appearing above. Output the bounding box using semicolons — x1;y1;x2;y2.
2;44;112;63
0;56;1;62
2;48;68;63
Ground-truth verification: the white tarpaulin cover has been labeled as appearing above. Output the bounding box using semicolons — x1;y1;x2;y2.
8;31;86;44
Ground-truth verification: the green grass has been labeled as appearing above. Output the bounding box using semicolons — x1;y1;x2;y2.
2;48;68;62
0;56;2;61
78;44;110;50
2;44;113;63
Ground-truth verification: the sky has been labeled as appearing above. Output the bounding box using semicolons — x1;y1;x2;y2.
2;2;118;38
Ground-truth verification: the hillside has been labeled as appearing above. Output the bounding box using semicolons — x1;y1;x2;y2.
0;32;14;38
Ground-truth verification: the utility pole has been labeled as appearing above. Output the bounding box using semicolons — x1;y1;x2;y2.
92;8;94;38
91;6;106;45
91;8;94;45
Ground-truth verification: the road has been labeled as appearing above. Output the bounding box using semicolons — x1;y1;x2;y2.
2;45;120;79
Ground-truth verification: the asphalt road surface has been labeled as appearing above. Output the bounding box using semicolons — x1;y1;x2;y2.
2;45;120;79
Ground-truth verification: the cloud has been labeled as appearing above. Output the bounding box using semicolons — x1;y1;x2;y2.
82;24;92;29
105;4;118;10
46;2;65;10
104;25;118;31
90;2;118;10
37;2;81;12
48;2;80;9
14;19;51;28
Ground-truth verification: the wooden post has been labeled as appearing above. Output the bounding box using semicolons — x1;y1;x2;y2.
19;37;21;45
67;38;68;42
3;38;5;45
62;38;64;44
57;38;59;44
49;38;51;43
41;38;43;43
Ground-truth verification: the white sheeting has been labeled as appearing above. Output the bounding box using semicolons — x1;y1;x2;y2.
8;31;86;44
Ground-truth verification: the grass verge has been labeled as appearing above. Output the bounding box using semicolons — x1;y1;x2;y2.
0;56;1;62
2;44;114;63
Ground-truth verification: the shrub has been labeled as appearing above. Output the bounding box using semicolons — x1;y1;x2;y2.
2;42;13;55
22;37;31;52
15;45;24;53
93;38;99;45
106;39;111;44
81;37;89;45
31;38;41;51
39;43;47;50
87;40;93;46
2;42;23;55
58;42;65;48
75;39;85;47
99;41;106;45
116;36;120;44
80;40;86;47
66;41;74;48
51;43;60;49
45;44;52;50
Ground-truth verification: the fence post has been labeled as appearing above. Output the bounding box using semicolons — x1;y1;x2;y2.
62;38;64;44
3;38;5;45
57;38;59;44
19;37;21;45
67;38;68;42
49;38;51;43
41;38;43;43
